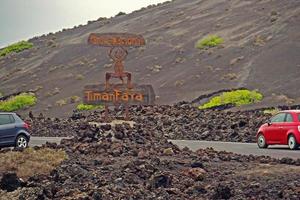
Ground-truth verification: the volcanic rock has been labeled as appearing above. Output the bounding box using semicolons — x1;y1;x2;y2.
0;173;23;192
213;184;232;200
150;173;172;189
184;168;206;181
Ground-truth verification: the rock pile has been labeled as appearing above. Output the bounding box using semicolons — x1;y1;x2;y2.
28;113;89;137
130;104;270;142
1;122;300;199
29;104;270;142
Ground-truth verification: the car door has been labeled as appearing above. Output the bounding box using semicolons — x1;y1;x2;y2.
265;113;286;144
0;114;16;145
281;113;295;144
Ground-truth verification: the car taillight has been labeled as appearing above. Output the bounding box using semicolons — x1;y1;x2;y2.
23;122;30;130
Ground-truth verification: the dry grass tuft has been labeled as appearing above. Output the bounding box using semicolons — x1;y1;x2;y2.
0;148;67;179
56;99;67;106
237;164;300;177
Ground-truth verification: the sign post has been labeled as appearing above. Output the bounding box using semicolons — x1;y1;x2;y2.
86;33;155;121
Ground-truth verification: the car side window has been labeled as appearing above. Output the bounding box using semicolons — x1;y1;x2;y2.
285;113;294;122
0;114;14;125
270;113;286;123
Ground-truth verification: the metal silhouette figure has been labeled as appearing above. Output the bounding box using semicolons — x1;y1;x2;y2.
87;33;146;121
106;47;132;89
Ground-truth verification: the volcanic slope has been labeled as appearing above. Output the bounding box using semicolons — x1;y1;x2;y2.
0;0;299;116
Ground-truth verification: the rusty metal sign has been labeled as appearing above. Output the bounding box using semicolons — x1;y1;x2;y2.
88;33;145;47
86;33;154;121
84;84;155;106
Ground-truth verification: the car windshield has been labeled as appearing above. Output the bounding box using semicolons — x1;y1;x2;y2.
270;113;286;123
298;114;300;122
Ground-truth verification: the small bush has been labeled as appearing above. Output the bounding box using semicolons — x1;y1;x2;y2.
263;108;279;115
0;93;37;111
75;74;85;80
76;103;103;111
0;41;33;57
56;99;67;106
195;35;224;49
223;73;238;80
70;96;81;103
116;11;126;17
199;90;263;109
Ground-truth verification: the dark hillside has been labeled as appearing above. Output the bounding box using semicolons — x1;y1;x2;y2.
0;0;299;116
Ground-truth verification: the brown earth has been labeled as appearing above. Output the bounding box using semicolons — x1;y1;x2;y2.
0;0;300;117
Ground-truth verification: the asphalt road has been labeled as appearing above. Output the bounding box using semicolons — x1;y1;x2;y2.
29;137;300;159
29;137;69;147
169;140;300;159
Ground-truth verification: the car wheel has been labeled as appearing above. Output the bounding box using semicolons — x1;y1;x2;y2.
288;135;299;150
16;135;28;148
257;134;268;148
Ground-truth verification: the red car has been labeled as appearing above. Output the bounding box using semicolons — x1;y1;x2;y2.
257;110;300;150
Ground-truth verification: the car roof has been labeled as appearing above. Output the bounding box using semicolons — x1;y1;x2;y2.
280;110;300;113
0;112;16;115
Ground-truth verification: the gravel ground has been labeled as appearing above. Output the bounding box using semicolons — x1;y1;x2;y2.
1;120;300;199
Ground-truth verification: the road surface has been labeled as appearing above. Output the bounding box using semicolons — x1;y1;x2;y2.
29;137;69;147
169;140;300;159
29;137;300;159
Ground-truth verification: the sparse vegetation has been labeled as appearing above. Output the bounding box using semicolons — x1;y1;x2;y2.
46;87;60;97
56;99;67;106
76;103;103;111
0;148;67;179
195;35;224;49
46;39;57;48
0;41;33;57
116;11;126;17
175;57;186;63
76;74;85;80
0;93;37;111
275;94;295;104
32;85;43;92
174;80;185;87
199;89;263;109
223;73;238;80
230;56;244;65
70;96;81;103
263;108;280;115
254;35;265;46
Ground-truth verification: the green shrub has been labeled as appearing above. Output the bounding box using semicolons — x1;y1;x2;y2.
76;103;103;111
195;35;224;49
263;108;279;115
199;90;263;109
115;11;126;17
0;41;33;57
0;93;37;111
